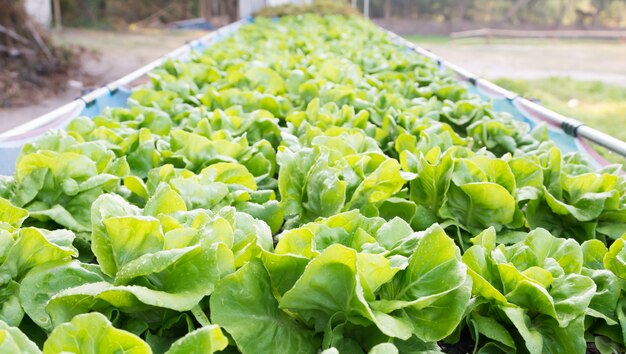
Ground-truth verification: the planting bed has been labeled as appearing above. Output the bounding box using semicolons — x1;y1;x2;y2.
0;15;625;353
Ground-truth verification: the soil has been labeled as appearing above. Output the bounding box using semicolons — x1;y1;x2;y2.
0;46;96;108
0;61;67;108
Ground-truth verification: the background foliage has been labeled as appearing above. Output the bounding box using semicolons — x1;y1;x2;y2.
56;0;626;28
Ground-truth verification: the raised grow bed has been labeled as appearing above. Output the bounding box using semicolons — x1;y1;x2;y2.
0;14;625;354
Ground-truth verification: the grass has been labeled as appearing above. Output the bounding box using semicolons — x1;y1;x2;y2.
493;77;626;166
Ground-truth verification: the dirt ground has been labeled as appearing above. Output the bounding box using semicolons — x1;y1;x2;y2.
0;27;625;133
414;39;626;86
0;28;205;133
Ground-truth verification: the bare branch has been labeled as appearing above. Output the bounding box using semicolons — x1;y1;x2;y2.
24;21;55;64
0;24;31;45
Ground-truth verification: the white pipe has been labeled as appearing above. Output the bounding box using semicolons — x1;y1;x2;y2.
475;77;518;100
578;125;626;157
0;100;84;139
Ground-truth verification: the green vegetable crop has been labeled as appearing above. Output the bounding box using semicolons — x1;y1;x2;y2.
0;14;625;353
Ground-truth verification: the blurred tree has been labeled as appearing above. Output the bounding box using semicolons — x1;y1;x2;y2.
59;0;201;27
454;0;469;22
50;0;626;28
367;0;625;27
199;0;238;23
385;0;391;20
591;0;609;25
503;0;533;22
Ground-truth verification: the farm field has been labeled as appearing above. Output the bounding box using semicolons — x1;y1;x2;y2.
0;14;626;353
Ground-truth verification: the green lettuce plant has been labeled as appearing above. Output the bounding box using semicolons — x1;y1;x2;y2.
0;13;624;354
